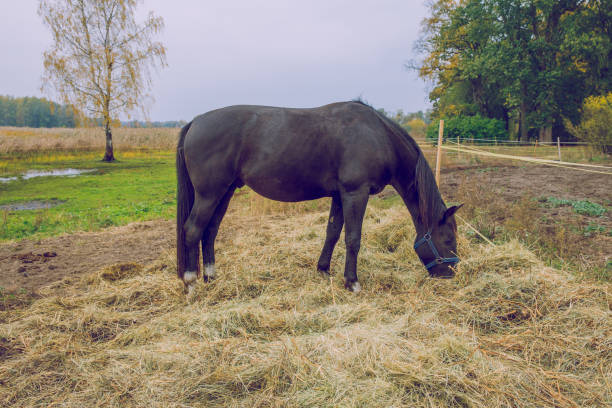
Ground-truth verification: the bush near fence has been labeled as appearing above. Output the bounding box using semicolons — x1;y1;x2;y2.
565;92;612;154
427;115;508;144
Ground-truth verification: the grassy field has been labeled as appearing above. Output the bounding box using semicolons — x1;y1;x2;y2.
1;128;610;279
0;150;176;240
0;127;610;406
0;126;180;239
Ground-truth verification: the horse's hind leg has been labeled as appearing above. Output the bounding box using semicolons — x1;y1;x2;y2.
317;194;343;274
201;186;235;281
183;192;224;293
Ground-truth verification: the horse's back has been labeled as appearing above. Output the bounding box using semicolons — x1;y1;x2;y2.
183;102;397;201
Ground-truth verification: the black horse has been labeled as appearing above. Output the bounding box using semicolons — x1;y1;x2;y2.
176;101;461;294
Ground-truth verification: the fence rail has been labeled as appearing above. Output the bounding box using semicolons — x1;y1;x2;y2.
439;141;612;175
424;136;610;147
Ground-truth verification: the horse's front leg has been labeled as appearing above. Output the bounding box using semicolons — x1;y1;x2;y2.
339;186;369;292
317;194;344;274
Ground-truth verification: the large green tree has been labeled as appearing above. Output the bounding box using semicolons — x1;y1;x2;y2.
417;0;611;141
39;0;167;161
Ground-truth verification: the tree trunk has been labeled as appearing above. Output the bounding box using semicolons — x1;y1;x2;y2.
103;119;115;162
519;101;528;141
539;126;552;143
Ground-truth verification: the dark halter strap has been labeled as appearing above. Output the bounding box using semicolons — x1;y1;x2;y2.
414;230;459;270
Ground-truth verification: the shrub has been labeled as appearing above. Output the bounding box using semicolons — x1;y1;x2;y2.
405;118;427;139
426;115;508;144
565;92;612;154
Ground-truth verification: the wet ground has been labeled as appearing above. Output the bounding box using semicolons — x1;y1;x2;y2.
0;199;66;211
0;168;94;183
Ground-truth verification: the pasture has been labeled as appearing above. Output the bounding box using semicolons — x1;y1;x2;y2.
0;127;611;407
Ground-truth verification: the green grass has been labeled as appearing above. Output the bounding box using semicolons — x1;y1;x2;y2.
542;196;607;217
583;222;609;237
0;150;176;241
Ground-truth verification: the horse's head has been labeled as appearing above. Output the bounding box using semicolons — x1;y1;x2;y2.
414;204;462;278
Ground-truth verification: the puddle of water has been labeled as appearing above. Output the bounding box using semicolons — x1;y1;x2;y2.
22;168;94;179
0;199;66;211
0;168;94;183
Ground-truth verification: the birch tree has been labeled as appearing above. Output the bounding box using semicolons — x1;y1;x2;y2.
39;0;167;161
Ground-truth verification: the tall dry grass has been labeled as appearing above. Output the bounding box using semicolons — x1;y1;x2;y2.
0;126;178;153
1;204;610;407
2;127;607;167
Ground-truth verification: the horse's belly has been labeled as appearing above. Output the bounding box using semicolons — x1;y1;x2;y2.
239;157;334;202
243;174;331;202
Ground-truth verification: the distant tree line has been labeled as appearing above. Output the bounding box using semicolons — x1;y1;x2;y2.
0;95;186;129
0;95;78;128
122;120;187;128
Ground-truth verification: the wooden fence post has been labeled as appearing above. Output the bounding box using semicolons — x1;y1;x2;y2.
435;120;444;186
457;135;460;159
557;137;562;161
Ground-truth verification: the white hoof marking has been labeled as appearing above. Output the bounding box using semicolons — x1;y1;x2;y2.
350;281;361;293
204;264;216;280
183;270;198;296
183;270;198;285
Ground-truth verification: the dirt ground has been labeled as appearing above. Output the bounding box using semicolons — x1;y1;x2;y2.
441;164;611;205
1;164;610;293
0;220;174;292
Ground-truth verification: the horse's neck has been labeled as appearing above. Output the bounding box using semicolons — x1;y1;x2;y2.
390;138;444;235
392;178;425;233
390;142;426;234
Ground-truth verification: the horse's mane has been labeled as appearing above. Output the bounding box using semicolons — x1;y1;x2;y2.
352;99;447;229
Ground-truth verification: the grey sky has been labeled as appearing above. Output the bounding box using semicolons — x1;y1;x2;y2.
0;0;431;121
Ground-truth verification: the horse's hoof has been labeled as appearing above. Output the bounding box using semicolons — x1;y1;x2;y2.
183;270;198;294
345;280;361;293
203;264;216;282
317;266;331;276
184;283;196;296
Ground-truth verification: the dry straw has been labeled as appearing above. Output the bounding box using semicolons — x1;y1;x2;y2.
1;204;610;407
0;127;178;153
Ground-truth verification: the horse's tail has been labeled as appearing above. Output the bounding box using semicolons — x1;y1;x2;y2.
176;121;198;279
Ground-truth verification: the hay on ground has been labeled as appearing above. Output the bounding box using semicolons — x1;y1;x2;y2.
1;205;610;407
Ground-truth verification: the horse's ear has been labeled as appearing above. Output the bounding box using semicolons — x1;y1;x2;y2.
440;204;463;225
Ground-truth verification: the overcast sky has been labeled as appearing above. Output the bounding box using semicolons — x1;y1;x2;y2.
0;0;431;121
